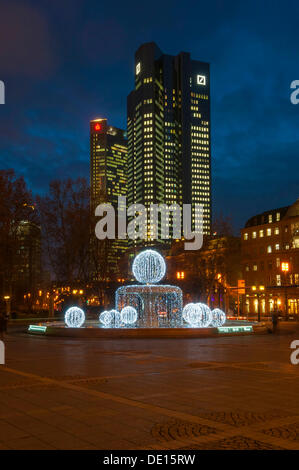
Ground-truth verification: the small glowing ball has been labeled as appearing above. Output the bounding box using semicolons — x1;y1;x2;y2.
132;249;166;284
114;310;121;326
211;308;226;327
99;310;116;326
196;303;213;327
120;306;138;325
109;309;119;321
182;303;202;326
65;307;85;328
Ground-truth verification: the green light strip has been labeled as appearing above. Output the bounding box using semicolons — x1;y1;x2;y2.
28;325;47;333
218;325;253;334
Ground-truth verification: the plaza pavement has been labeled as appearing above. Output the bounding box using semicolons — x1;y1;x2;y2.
0;323;299;449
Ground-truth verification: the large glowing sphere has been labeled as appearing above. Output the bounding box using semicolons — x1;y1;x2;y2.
99;310;115;326
65;307;85;328
211;308;226;327
120;306;138;325
182;303;202;326
132;249;166;284
196;303;213;327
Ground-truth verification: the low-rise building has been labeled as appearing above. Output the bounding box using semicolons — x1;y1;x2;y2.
241;198;299;317
166;236;241;312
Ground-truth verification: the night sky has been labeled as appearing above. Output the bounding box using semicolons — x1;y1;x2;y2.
0;0;299;232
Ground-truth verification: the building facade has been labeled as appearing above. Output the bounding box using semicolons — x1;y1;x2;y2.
127;42;211;247
241;199;299;317
14;221;41;305
90;118;128;279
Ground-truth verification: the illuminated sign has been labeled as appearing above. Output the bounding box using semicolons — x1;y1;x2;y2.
28;325;47;334
94;123;101;131
197;75;206;86
218;325;253;334
136;62;141;75
238;279;246;294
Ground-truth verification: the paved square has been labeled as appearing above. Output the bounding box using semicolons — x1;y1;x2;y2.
0;324;299;449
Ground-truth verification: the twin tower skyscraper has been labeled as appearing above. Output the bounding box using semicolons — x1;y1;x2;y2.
90;42;211;279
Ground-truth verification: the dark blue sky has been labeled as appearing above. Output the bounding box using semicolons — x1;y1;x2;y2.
0;0;299;232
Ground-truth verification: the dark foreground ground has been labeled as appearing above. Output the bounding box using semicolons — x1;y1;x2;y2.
0;323;299;450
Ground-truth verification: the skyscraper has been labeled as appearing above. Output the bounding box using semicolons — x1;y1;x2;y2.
90;118;127;279
127;42;211;247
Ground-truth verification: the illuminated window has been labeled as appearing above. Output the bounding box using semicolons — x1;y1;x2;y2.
176;271;185;279
252;231;257;239
253;264;258;271
267;228;272;236
259;230;264;238
244;233;248;240
136;62;141;75
267;245;272;253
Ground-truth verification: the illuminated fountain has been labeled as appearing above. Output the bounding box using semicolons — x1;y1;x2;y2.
30;249;259;337
115;250;183;328
59;249;226;330
94;249;225;329
60;250;228;330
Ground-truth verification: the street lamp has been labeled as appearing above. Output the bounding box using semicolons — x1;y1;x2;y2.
281;262;289;317
251;285;264;322
3;295;11;317
176;271;185;280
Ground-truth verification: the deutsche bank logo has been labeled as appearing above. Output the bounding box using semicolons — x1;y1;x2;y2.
0;341;4;364
0;81;5;104
197;75;206;86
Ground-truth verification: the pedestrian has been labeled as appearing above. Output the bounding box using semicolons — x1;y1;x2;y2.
3;312;8;333
0;314;5;340
272;310;279;333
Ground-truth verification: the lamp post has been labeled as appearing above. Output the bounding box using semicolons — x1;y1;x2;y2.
3;295;11;317
251;285;264;322
281;262;289;318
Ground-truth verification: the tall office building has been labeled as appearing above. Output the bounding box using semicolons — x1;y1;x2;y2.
90;118;127;279
127;42;211;247
14;221;41;302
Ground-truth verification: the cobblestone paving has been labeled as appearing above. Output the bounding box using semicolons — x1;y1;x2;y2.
0;323;298;449
179;436;285;450
151;419;218;442
262;422;299;442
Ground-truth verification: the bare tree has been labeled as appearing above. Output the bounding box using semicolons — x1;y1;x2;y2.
37;178;91;284
212;214;234;237
0;170;38;304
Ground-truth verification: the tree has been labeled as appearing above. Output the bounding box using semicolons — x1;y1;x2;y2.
212;214;234;237
37;178;91;284
0;169;38;305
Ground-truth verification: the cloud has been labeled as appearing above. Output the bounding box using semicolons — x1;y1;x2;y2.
0;2;58;78
0;0;299;234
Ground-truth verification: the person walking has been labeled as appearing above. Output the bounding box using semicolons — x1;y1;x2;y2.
0;314;5;340
4;312;8;334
